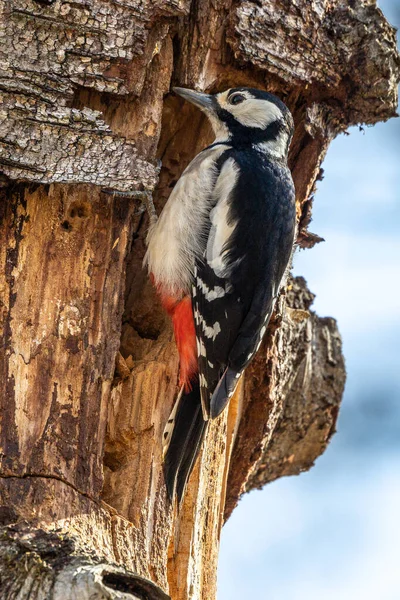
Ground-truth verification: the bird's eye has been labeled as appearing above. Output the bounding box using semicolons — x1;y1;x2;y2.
229;94;245;105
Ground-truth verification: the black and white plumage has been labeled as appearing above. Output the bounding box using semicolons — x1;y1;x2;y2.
145;86;296;502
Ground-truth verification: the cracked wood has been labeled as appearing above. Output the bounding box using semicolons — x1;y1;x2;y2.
0;0;399;599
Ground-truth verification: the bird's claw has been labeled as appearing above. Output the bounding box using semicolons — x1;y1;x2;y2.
101;188;158;224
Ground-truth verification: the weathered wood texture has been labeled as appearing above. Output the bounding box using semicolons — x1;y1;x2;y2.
0;0;399;598
225;277;345;519
0;524;170;600
0;184;138;495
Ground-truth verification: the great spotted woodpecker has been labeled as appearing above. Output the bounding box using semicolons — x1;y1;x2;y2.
145;87;296;501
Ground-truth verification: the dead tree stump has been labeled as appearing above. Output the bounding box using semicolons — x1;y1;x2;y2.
0;0;398;598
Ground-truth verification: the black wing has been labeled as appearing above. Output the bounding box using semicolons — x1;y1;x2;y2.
192;149;296;418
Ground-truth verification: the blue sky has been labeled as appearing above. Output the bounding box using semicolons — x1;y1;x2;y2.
218;2;400;598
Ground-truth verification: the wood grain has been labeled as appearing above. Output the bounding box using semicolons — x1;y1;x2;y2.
0;0;398;597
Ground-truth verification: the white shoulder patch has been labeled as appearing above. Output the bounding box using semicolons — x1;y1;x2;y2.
206;157;239;278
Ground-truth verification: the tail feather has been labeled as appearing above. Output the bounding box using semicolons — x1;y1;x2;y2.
163;380;208;502
210;367;240;419
175;404;207;502
162;386;182;458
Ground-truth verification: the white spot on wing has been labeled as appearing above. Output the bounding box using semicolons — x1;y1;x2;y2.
199;374;208;387
196;276;226;301
197;314;221;340
196;336;207;357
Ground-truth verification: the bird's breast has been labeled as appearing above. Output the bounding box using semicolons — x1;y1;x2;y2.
145;143;229;296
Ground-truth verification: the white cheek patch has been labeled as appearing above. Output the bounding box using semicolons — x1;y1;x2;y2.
232;99;283;129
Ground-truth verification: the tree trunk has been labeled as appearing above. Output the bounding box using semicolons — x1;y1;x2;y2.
0;0;398;598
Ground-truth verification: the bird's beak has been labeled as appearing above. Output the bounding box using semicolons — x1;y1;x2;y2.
173;87;214;112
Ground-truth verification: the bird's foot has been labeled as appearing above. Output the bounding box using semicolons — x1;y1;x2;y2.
101;188;158;224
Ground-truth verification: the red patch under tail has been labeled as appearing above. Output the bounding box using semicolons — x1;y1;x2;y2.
156;286;198;391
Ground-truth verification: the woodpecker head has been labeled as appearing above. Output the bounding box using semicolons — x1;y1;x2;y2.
173;86;294;159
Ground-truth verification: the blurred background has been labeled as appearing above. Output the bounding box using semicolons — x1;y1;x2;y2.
218;1;400;598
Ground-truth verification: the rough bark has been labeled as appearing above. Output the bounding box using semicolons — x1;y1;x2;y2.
0;0;398;598
225;276;345;519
